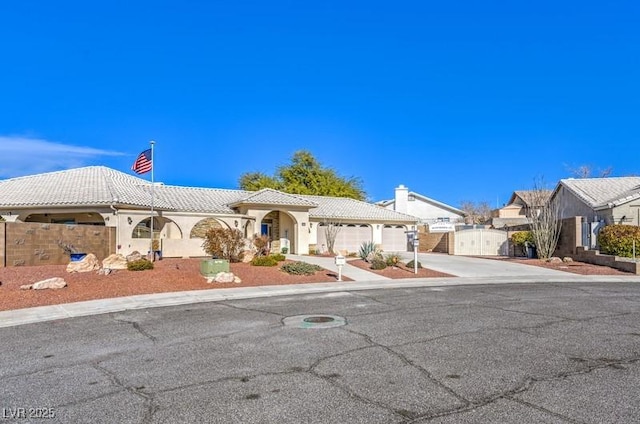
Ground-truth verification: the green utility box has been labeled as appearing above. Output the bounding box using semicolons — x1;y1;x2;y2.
200;259;230;276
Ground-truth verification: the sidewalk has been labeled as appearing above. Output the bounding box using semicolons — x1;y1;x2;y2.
1;273;639;329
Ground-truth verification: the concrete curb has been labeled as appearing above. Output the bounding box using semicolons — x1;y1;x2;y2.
1;274;639;329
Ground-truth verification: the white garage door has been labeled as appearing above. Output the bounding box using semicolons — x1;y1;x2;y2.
382;225;408;252
317;224;372;253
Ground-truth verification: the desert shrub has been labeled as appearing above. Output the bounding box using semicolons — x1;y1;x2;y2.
270;253;286;262
309;249;317;255
359;241;381;262
406;260;423;269
385;254;401;266
598;225;640;257
370;258;387;270
253;234;270;257
202;228;245;262
281;247;288;254
281;261;323;275
511;231;535;246
251;256;279;266
127;259;154;271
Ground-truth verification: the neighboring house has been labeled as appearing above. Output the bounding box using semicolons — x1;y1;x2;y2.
0;166;418;257
491;190;552;228
551;176;640;247
376;185;465;231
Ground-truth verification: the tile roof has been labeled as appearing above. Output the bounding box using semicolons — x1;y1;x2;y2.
303;195;419;222
229;189;318;207
0;166;418;222
559;177;640;209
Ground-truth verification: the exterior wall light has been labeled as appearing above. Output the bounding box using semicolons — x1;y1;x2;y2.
127;217;133;225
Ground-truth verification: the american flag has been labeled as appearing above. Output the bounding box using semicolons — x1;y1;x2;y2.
132;149;152;174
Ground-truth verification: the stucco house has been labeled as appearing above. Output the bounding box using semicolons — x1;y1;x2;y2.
551;176;640;248
490;190;552;228
0;166;419;257
376;185;465;231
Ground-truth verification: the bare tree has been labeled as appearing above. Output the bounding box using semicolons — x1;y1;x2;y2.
323;220;342;254
459;201;492;225
525;178;562;259
565;164;613;178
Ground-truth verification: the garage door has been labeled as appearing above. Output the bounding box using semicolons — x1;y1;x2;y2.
382;225;408;252
317;224;372;253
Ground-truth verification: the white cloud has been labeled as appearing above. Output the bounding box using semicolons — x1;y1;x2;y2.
0;136;125;178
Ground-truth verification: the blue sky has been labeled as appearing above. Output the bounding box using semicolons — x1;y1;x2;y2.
1;1;639;208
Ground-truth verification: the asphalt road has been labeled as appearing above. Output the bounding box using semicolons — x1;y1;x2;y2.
2;280;640;423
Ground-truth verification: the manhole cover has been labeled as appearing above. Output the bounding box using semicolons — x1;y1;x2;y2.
303;316;335;323
283;314;346;329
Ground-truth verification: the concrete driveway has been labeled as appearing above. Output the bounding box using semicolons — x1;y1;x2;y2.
2;280;639;423
398;252;569;278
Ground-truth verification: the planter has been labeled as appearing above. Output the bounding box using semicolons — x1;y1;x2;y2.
70;253;87;262
200;259;230;276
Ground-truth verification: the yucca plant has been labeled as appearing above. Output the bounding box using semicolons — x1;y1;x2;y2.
358;241;380;262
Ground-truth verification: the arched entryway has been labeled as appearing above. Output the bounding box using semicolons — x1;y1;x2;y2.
257;210;298;254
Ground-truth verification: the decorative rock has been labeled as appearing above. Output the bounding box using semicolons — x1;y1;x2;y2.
102;254;128;270
214;272;235;283
233;276;242;284
32;277;67;290
241;250;255;263
547;257;562;264
66;253;100;273
20;284;32;290
562;257;574;263
126;251;143;262
97;268;113;275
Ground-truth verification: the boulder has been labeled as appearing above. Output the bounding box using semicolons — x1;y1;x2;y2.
97;268;113;275
547;257;562;264
66;253;100;273
32;277;67;290
20;284;32;290
562;257;574;263
126;251;143;262
213;272;236;283
103;254;128;270
233;276;242;284
241;250;255;263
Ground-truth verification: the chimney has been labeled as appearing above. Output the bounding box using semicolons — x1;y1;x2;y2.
395;184;409;213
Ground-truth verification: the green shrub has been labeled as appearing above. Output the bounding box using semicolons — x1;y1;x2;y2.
598;225;640;257
406;260;423;269
358;241;381;262
511;231;534;246
370;258;387;270
250;256;278;266
385;254;401;266
270;253;286;262
127;258;154;271
281;261;323;275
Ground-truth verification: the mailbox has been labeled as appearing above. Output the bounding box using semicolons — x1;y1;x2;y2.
334;255;346;266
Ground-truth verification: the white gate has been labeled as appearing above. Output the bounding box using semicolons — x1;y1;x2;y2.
454;229;508;256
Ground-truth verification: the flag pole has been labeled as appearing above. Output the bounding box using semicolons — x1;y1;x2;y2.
150;140;156;261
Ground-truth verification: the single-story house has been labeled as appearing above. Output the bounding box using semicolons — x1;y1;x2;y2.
376;185;465;231
0;166;419;257
552;176;640;248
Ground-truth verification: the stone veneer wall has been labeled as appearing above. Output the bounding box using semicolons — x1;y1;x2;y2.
418;227;453;254
0;222;115;267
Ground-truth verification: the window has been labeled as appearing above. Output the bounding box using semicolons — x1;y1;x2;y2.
408;195;416;201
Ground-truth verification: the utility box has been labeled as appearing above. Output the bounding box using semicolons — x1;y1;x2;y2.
200;259;230;276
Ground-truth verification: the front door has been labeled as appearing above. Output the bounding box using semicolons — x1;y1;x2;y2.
261;223;272;238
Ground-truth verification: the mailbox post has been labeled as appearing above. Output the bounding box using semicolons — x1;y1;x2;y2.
334;255;346;281
406;229;419;274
